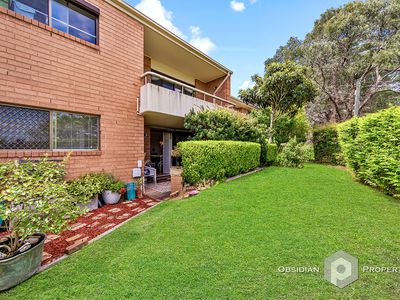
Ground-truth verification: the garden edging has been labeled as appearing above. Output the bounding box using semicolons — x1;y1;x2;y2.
39;201;162;273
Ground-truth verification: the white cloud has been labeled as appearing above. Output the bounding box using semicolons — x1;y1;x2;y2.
239;80;255;90
189;26;216;54
249;0;257;4
136;0;185;38
230;1;246;12
136;0;216;55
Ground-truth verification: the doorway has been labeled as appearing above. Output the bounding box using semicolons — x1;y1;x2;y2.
149;129;190;175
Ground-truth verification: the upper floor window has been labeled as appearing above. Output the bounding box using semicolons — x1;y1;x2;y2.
151;75;195;97
0;105;99;150
51;0;97;44
10;0;49;24
5;0;98;44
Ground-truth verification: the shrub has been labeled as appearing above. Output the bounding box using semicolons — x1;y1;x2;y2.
250;108;311;145
0;156;82;257
313;124;344;165
277;137;313;168
265;143;278;163
178;141;261;184
185;108;268;165
185;108;266;142
338;107;400;197
67;172;105;204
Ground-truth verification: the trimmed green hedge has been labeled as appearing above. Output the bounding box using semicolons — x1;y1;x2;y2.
265;143;278;163
338;107;400;197
178;141;261;184
313;124;344;165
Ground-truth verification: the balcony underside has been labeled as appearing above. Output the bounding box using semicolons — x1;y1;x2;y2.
140;83;218;129
143;111;185;129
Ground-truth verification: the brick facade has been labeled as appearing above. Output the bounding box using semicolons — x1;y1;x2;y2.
0;1;145;181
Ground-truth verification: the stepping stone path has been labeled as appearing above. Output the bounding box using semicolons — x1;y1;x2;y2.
116;213;131;220
42;252;52;262
87;221;100;228
65;234;85;243
100;223;116;230
70;223;86;231
45;234;60;244
41;198;159;267
66;237;89;255
92;213;107;220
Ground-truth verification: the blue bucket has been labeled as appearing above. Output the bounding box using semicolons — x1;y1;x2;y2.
126;182;136;201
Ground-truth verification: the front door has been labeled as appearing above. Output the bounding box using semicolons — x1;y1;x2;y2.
163;132;172;174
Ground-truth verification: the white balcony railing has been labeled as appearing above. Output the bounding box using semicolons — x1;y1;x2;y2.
139;72;235;118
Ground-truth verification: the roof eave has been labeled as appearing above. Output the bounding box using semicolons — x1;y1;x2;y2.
106;0;232;75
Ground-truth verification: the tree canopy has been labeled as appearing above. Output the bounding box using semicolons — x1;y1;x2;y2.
239;61;316;142
267;0;400;124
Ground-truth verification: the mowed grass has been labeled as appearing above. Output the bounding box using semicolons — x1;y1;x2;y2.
3;164;400;299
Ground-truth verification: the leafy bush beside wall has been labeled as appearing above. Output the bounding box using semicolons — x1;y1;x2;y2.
338;107;400;197
313;124;344;165
178;141;261;184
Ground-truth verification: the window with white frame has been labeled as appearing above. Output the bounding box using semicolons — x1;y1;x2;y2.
0;105;99;150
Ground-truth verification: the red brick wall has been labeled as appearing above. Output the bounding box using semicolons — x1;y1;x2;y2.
0;1;145;181
196;76;237;109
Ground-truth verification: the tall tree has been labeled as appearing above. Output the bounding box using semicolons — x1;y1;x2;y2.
267;0;400;123
239;61;317;142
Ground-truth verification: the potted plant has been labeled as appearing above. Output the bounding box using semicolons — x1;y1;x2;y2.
0;156;82;291
102;179;126;205
67;173;104;211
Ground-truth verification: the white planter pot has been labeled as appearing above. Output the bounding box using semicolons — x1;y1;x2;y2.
102;191;121;205
78;195;99;212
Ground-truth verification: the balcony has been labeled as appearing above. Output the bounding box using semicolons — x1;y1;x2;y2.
139;72;235;127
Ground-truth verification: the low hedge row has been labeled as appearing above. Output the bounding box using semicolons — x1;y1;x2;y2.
338;107;400;197
312;124;344;165
178;141;261;184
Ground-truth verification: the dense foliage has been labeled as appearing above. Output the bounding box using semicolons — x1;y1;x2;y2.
277;138;314;168
265;143;278;164
267;0;400;124
250;108;311;145
313;124;344;165
338;107;400;197
184;108;265;143
184;108;268;165
239;61;317;141
0;156;82;256
67;173;105;204
178;141;261;184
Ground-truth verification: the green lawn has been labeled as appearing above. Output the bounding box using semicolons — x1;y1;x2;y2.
4;164;400;299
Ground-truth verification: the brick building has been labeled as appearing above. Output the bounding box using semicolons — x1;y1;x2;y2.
0;0;251;183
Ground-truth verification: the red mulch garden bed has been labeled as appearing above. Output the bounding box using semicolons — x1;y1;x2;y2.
41;197;159;266
0;197;160;267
